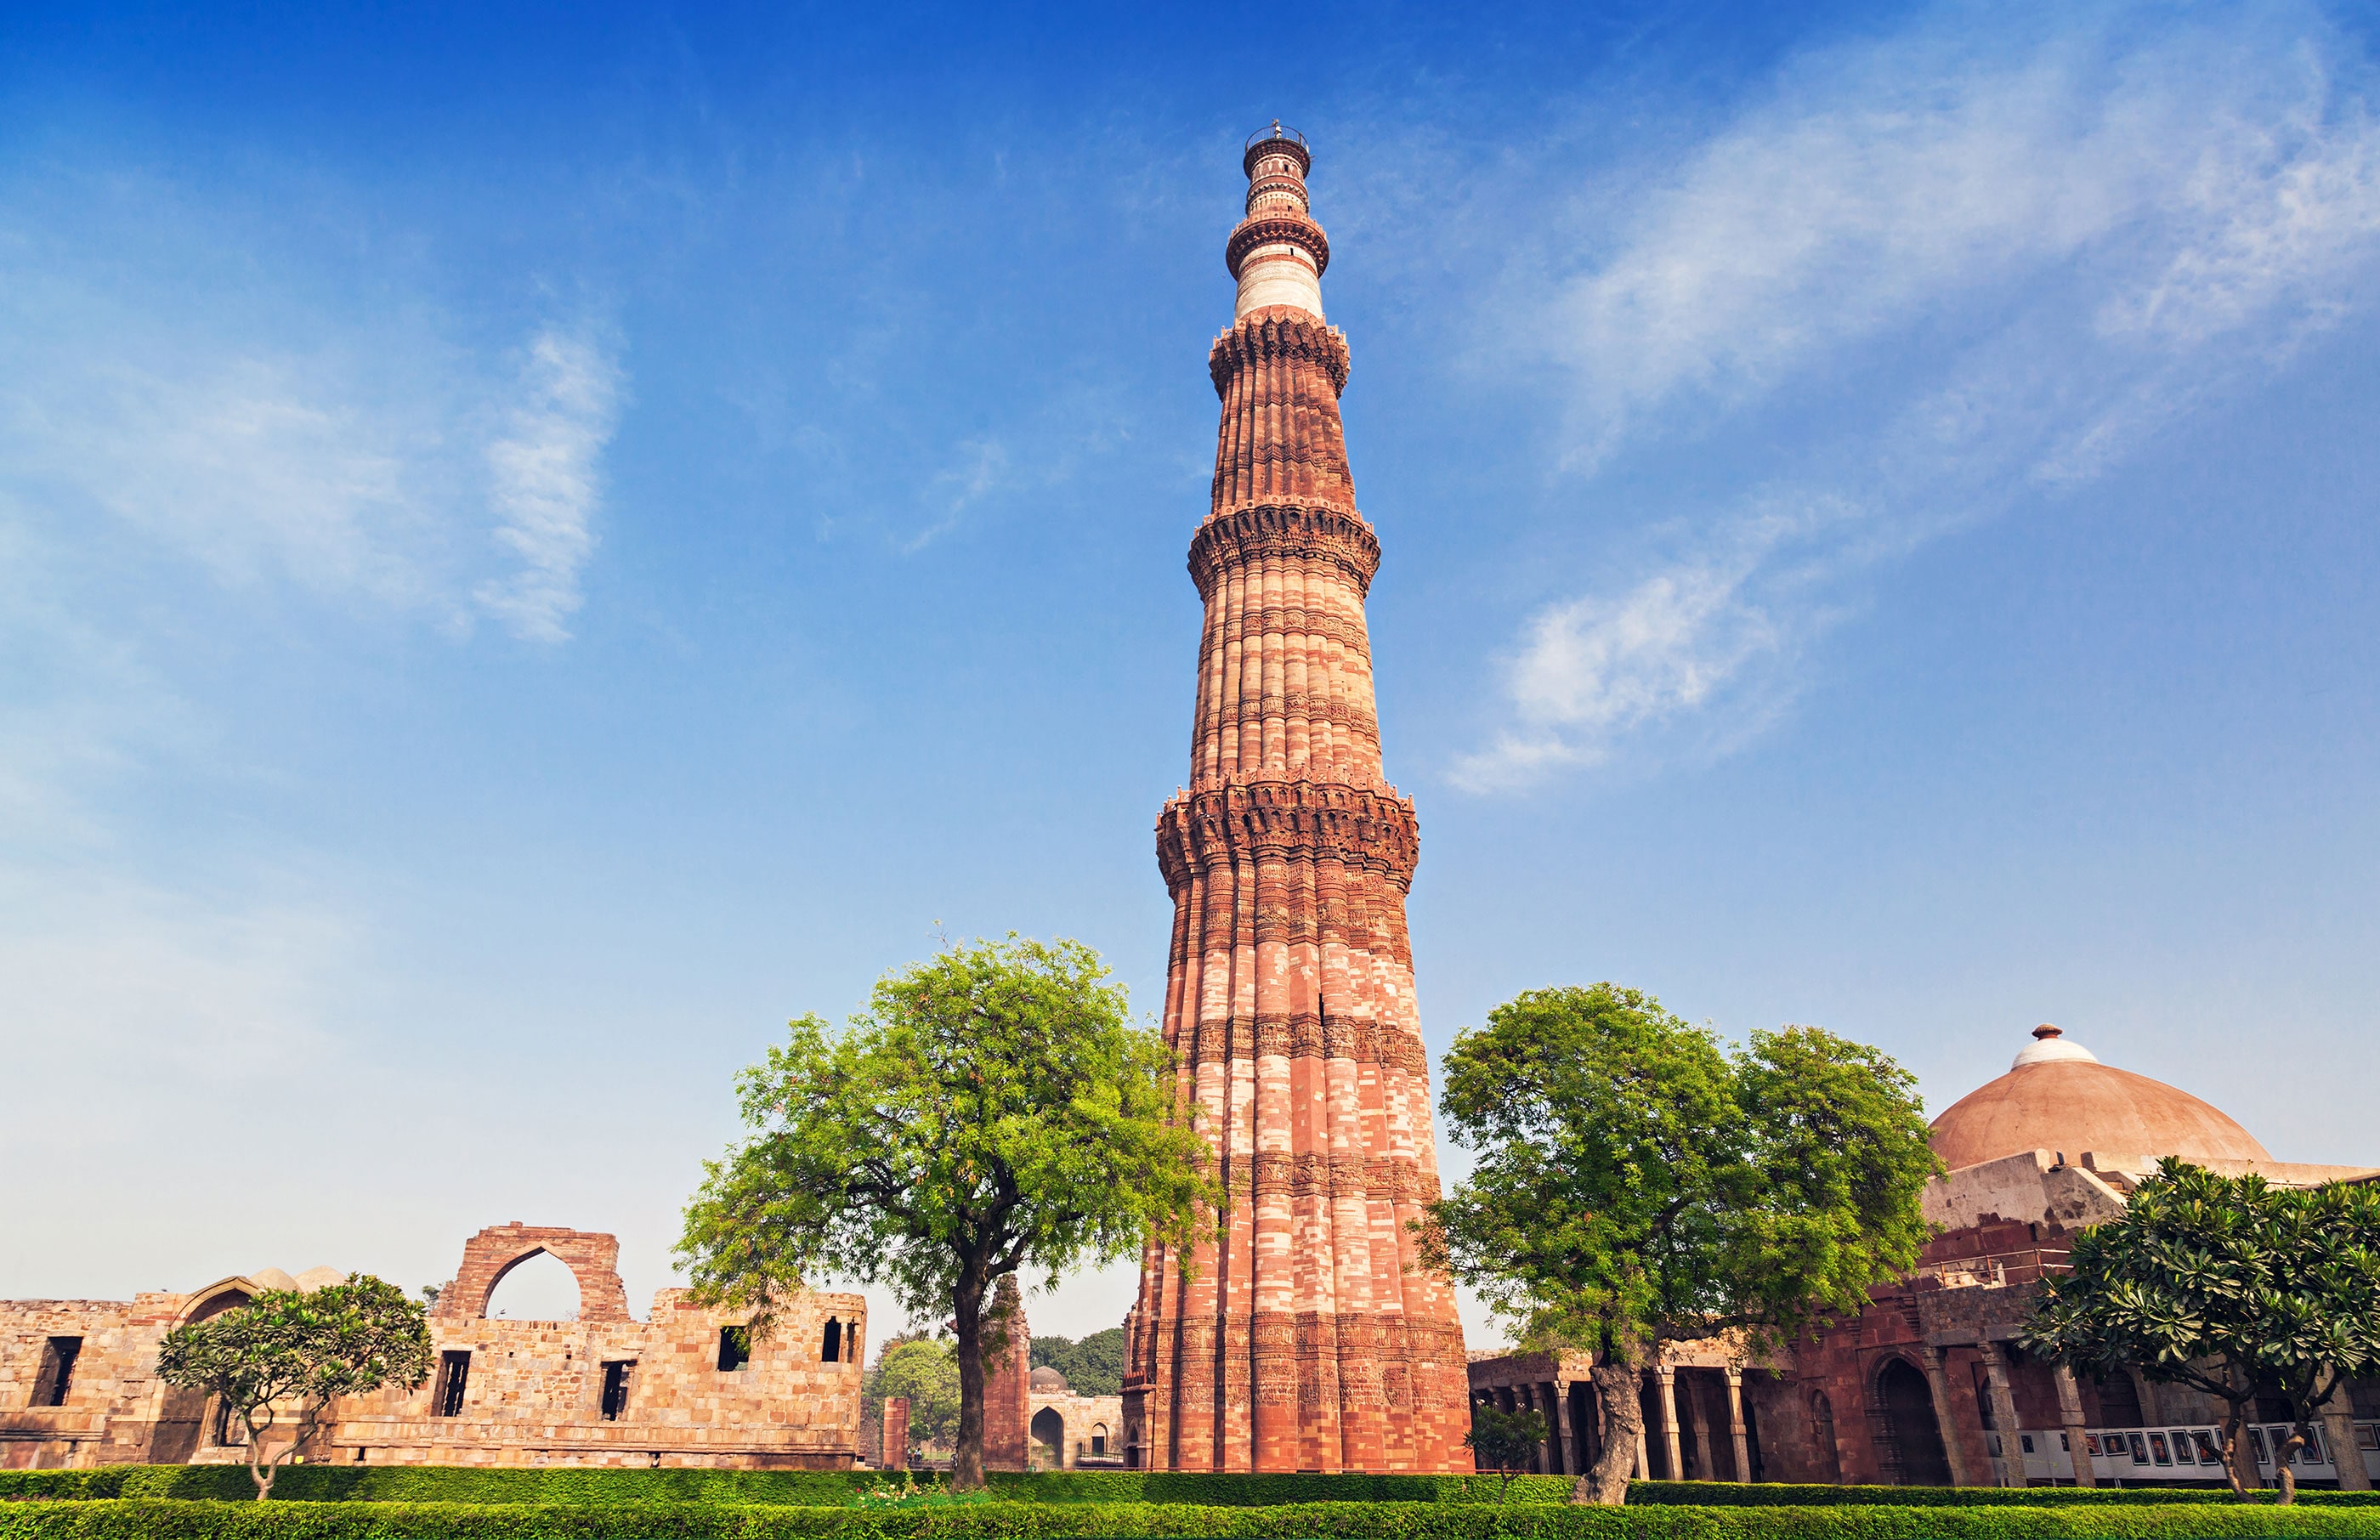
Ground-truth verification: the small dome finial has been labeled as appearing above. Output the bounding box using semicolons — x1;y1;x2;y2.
2011;1022;2098;1069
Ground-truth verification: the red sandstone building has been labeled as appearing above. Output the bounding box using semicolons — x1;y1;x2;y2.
1466;1025;2380;1489
1119;126;1472;1473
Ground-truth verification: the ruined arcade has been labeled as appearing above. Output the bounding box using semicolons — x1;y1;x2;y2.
2;1223;865;1470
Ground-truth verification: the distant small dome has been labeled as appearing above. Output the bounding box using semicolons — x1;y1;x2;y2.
292;1267;345;1293
247;1267;298;1292
1930;1025;2271;1171
1029;1366;1069;1392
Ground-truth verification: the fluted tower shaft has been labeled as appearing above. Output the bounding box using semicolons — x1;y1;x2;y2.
1120;128;1470;1475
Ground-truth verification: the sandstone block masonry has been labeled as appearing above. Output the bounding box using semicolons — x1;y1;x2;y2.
1;1222;864;1470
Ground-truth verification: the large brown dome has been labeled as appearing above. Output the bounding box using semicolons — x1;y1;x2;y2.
1929;1025;2272;1172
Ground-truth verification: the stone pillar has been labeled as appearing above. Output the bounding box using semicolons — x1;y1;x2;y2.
1976;1341;2024;1488
1524;1384;1550;1474
1686;1373;1715;1480
2052;1364;2095;1488
2321;1379;2370;1491
881;1397;910;1469
1917;1345;1977;1488
1655;1366;1685;1481
1552;1379;1577;1479
2128;1368;2162;1426
1725;1367;1754;1483
1125;123;1472;1476
982;1277;1032;1472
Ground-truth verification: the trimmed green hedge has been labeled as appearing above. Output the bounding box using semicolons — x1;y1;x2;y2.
0;1469;884;1506
1629;1483;2380;1508
8;1501;2380;1539
0;1470;1571;1508
3;1469;2371;1509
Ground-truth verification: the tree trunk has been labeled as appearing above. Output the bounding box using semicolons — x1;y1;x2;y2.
240;1407;275;1501
1573;1359;1644;1506
2219;1402;2256;1500
949;1274;987;1491
2275;1426;2305;1505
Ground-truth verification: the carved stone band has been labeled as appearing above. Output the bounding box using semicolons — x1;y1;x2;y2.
1225;213;1332;281
1156;777;1419;892
1208;311;1351;397
1188;502;1380;601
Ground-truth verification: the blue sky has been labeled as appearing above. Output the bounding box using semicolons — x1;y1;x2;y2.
5;0;2377;1350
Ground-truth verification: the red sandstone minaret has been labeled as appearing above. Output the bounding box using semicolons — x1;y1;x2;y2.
1119;126;1471;1474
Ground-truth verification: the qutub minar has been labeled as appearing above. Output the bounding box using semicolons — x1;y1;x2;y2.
1119;126;1474;1473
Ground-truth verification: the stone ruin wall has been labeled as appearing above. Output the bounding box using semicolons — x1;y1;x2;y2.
1;1222;864;1471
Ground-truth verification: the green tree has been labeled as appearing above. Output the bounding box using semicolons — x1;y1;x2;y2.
677;935;1220;1489
2021;1158;2380;1503
1420;985;1938;1505
155;1275;433;1500
1030;1327;1127;1398
872;1336;963;1452
1464;1405;1549;1501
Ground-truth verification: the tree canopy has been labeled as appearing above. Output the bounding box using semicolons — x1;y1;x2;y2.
1030;1328;1126;1399
677;935;1218;1488
1421;984;1938;1504
870;1336;963;1452
2022;1158;2380;1502
155;1275;432;1499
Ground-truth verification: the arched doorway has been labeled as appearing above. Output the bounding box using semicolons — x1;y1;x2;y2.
1875;1359;1952;1486
151;1285;254;1464
1809;1390;1843;1483
483;1250;581;1322
1030;1407;1067;1469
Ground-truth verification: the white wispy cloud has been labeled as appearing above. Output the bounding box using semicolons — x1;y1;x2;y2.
1458;3;2380;790
474;328;626;641
0;171;626;637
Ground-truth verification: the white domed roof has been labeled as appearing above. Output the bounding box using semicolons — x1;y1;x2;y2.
2010;1023;2100;1067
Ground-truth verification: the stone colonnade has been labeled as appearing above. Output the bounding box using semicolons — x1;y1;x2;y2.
1465;1350;1761;1482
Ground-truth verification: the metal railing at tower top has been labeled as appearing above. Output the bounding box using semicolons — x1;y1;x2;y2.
1244;122;1310;155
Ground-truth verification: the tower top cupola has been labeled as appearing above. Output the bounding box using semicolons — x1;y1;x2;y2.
1227;122;1330;320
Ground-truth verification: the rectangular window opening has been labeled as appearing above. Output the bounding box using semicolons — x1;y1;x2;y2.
2169;1430;2196;1464
821;1317;842;1363
437;1350;472;1417
717;1325;751;1372
2149;1432;2172;1465
601;1360;634;1421
33;1337;82;1407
